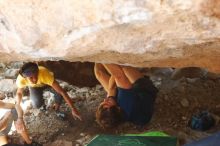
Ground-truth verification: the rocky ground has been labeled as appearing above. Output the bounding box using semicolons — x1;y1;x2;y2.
1;62;220;146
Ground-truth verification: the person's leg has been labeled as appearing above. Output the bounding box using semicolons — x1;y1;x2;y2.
46;86;63;110
0;111;14;145
103;64;132;89
29;87;45;108
121;66;144;84
0;136;8;145
94;63;111;92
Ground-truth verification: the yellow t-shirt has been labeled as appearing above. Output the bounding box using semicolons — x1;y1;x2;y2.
16;66;54;88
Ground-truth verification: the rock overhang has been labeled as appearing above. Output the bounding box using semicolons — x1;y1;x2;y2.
0;0;220;72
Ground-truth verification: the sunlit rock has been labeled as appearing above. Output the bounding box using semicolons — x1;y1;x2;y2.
0;0;220;72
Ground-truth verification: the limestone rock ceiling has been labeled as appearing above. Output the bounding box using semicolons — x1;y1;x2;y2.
0;0;220;72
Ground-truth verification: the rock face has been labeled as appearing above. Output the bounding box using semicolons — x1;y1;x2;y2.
1;0;220;72
39;61;98;87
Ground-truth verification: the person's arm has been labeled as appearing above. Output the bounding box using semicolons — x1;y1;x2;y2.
0;101;15;131
14;103;25;133
51;80;82;120
14;103;23;119
0;111;11;131
0;101;14;109
13;103;32;144
15;86;26;130
107;76;116;97
16;88;24;105
15;88;23;123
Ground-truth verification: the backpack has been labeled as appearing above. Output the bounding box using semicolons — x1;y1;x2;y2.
189;111;215;131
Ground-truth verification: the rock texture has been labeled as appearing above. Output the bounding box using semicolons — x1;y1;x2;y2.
2;63;220;145
1;0;220;72
39;61;98;87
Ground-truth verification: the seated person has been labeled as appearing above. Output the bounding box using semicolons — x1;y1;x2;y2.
0;101;41;146
15;62;81;120
95;63;158;129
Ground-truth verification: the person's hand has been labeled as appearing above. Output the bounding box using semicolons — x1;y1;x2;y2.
15;118;25;133
71;107;82;121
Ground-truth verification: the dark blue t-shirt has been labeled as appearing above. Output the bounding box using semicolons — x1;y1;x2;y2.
116;87;136;121
116;87;154;125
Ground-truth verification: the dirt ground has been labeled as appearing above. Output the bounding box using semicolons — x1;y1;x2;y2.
8;67;220;146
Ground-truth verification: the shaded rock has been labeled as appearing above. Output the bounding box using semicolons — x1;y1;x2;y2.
0;91;5;99
4;68;19;78
206;72;220;80
148;67;174;77
0;63;6;69
6;61;24;69
39;61;98;87
171;67;208;80
46;140;72;146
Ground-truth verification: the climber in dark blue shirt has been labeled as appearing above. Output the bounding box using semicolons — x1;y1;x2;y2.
95;63;158;129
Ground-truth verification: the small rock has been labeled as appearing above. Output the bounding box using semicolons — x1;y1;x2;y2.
77;87;89;93
32;109;41;116
80;133;85;137
164;95;169;101
180;98;189;107
95;85;102;90
9;61;24;69
182;116;187;120
76;139;84;144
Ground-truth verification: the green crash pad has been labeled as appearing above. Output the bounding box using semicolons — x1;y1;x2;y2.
87;134;177;146
125;131;169;137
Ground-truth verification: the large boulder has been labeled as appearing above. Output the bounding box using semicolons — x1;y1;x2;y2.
0;0;220;72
